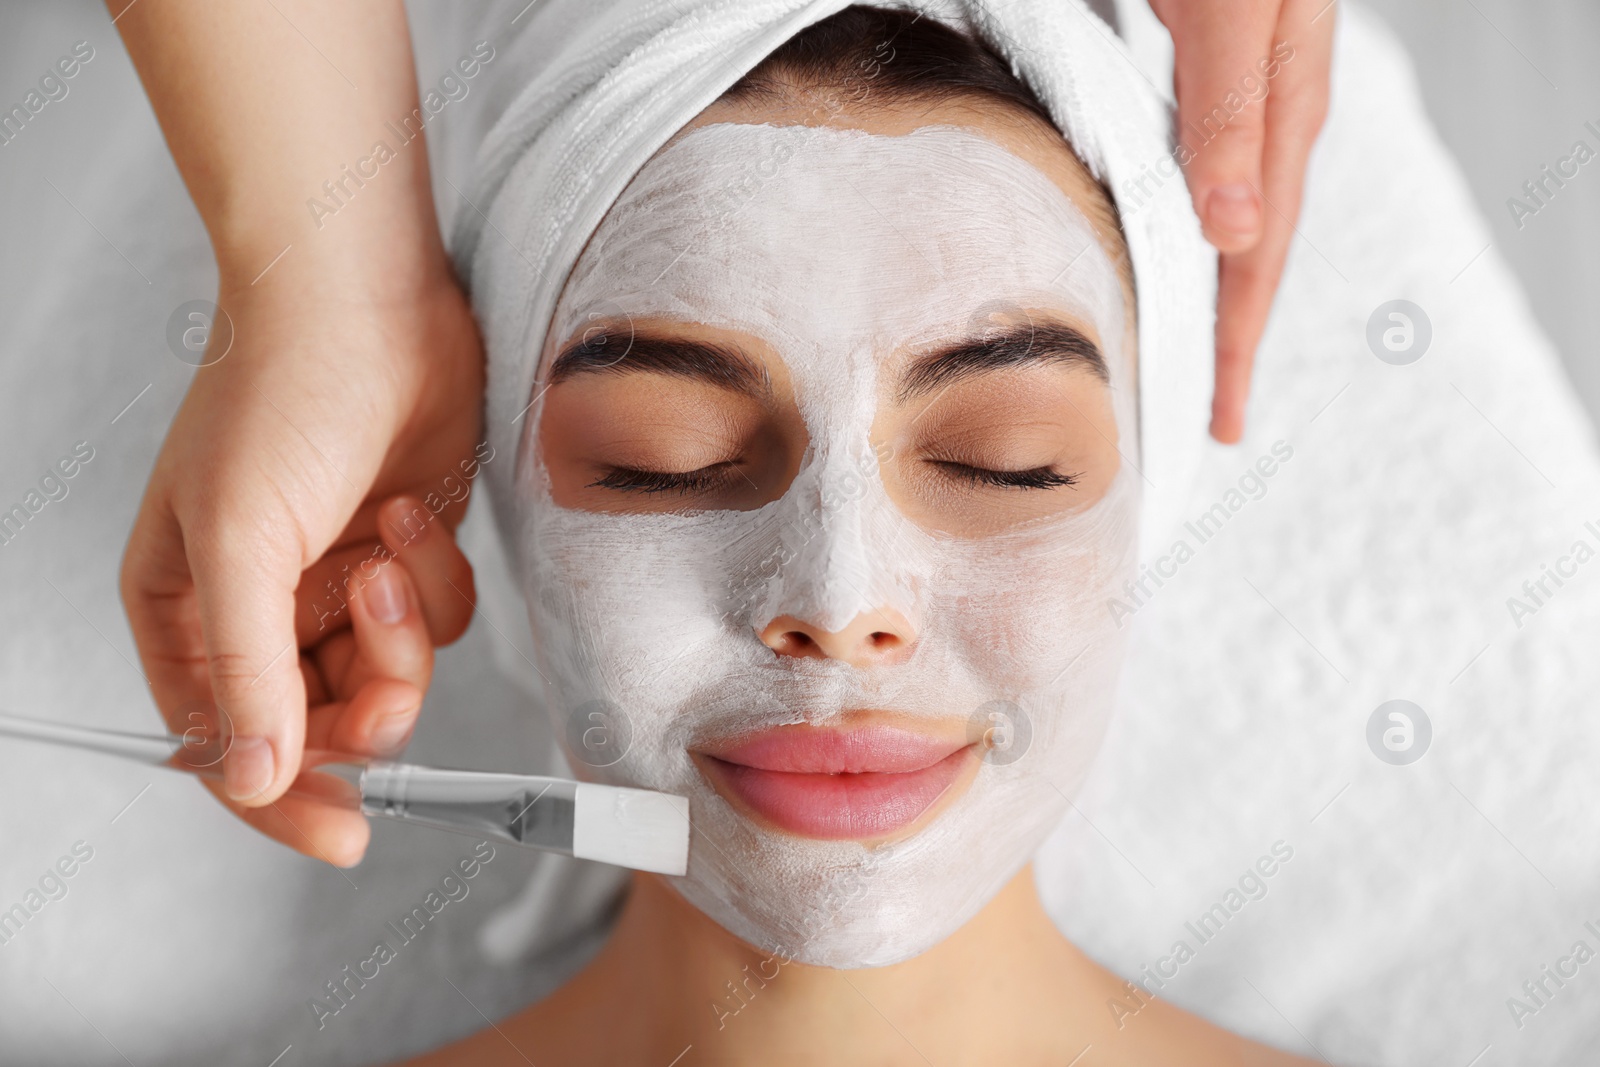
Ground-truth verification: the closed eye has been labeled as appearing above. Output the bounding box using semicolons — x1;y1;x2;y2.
930;461;1080;490
587;461;744;495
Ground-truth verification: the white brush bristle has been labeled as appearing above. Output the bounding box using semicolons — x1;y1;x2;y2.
571;783;690;875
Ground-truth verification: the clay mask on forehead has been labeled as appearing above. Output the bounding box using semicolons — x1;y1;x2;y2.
517;121;1141;967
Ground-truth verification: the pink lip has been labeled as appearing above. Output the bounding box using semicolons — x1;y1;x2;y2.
694;722;977;840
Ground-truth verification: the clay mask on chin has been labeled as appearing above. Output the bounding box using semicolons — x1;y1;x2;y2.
516;122;1140;968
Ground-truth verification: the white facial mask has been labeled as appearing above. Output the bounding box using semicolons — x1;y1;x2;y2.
516;122;1140;967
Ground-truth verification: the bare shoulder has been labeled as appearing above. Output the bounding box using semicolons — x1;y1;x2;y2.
1092;991;1325;1067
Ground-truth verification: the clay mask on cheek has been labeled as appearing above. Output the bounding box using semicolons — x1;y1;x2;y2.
517;123;1140;967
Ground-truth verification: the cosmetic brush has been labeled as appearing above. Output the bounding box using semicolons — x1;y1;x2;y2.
0;710;689;876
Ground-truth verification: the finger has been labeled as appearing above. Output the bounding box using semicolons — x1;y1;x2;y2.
291;496;476;647
209;778;372;868
1161;0;1280;253
310;630;359;700
188;508;309;807
287;494;416;646
122;493;212;733
377;495;476;646
293;541;383;646
346;549;434;698
310;676;425;759
1211;241;1286;443
1210;0;1335;442
306;548;431;758
300;652;331;707
125;479;310;809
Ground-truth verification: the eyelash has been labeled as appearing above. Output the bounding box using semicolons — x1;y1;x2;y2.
588;461;1078;494
587;462;741;495
931;461;1080;491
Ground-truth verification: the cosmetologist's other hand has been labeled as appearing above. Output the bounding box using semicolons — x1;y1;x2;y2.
1147;0;1336;443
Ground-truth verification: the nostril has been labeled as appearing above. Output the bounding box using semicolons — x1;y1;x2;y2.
758;613;917;664
773;630;818;657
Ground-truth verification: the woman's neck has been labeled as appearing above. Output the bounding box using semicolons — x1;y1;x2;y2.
507;865;1125;1064
631;866;1078;1060
420;863;1319;1065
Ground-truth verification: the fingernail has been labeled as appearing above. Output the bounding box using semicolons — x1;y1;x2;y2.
223;736;275;802
364;565;407;624
368;708;417;756
1207;183;1261;239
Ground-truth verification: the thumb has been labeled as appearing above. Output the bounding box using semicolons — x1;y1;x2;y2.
188;503;309;806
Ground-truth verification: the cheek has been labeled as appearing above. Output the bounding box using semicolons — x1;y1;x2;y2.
930;540;1120;688
918;462;1140;698
519;498;783;772
923;528;1136;791
528;529;703;774
527;511;735;678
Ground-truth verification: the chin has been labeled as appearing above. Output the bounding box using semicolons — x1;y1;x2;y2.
668;756;1064;969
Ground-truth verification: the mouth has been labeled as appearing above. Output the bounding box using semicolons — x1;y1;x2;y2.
691;716;979;841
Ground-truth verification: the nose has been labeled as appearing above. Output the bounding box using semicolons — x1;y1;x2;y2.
758;607;917;667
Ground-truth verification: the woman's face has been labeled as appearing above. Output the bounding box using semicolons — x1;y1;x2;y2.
518;96;1140;967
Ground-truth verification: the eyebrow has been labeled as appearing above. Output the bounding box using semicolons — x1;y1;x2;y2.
896;321;1108;402
547;319;1105;400
548;328;772;397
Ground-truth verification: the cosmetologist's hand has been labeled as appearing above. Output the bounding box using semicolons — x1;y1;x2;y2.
112;0;486;866
123;270;485;868
1147;0;1336;443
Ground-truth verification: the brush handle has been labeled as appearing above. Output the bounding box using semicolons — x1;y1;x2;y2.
0;710;187;766
0;711;688;874
0;711;577;853
0;708;367;807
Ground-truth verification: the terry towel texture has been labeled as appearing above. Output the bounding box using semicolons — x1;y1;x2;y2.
0;0;1597;1063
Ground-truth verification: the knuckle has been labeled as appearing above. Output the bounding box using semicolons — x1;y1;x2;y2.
206;649;282;702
